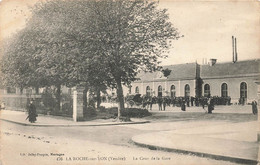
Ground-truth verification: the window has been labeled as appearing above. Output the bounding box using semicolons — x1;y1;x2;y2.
170;85;176;97
204;84;210;97
158;85;162;97
240;82;247;98
135;86;139;94
221;83;228;97
7;87;16;94
146;86;151;96
184;84;190;97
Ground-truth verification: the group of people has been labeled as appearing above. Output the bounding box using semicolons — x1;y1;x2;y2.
137;95;259;115
139;95;217;113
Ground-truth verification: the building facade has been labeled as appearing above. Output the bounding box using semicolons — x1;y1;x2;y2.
127;59;260;104
128;63;201;98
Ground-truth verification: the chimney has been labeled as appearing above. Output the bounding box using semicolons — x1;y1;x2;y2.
209;59;217;66
234;37;238;62
232;36;235;63
232;36;238;63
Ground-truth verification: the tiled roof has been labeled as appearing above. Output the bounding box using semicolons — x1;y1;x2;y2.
200;59;260;78
135;63;198;82
134;59;260;82
167;63;198;80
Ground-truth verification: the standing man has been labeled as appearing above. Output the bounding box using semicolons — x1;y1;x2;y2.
181;98;186;111
158;96;163;111
208;97;214;114
186;97;190;107
195;97;199;106
191;97;194;106
151;96;157;111
252;100;258;115
147;96;152;111
162;97;167;111
201;97;206;109
171;97;176;107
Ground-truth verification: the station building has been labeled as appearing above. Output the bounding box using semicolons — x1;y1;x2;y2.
128;59;260;104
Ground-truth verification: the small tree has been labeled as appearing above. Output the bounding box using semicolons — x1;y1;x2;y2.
162;68;172;77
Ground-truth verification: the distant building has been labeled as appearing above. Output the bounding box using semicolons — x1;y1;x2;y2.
127;59;260;104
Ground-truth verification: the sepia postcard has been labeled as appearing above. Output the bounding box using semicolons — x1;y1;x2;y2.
0;0;259;165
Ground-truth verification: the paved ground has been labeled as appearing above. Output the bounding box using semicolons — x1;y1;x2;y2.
0;105;259;165
131;121;259;164
0;110;148;126
1;121;241;165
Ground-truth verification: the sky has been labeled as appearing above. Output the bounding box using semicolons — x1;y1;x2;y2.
0;0;259;65
159;1;259;65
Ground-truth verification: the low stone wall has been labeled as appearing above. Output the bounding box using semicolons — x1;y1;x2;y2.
1;94;28;111
0;94;73;117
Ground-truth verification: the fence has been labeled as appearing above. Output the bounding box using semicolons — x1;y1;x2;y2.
0;93;73;117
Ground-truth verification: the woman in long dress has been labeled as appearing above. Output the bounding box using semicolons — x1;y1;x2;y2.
27;101;37;123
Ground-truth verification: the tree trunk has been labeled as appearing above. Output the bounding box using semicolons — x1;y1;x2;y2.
20;87;23;94
83;85;88;117
55;84;61;111
115;78;125;118
96;88;101;109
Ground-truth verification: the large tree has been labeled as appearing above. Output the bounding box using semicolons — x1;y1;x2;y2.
27;0;111;113
84;0;181;117
1;0;181;118
1;0;111;112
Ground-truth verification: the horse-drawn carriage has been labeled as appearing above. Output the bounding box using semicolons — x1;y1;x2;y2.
125;94;143;108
